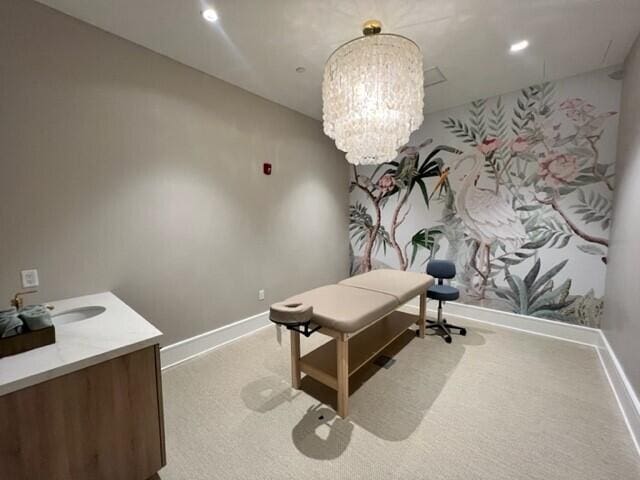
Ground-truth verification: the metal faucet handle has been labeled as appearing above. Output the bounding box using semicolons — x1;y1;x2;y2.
10;290;38;310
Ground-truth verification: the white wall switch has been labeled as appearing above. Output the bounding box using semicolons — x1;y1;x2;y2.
258;289;265;301
21;269;39;288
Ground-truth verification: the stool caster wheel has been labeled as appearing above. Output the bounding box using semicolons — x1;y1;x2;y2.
460;328;467;336
444;336;452;344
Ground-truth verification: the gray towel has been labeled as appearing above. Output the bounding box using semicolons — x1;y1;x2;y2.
19;305;53;331
0;308;24;338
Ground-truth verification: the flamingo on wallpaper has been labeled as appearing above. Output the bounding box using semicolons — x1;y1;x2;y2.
454;154;527;296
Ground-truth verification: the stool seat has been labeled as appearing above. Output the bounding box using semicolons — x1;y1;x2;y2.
427;284;459;302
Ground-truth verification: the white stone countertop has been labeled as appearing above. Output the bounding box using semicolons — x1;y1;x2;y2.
0;292;162;396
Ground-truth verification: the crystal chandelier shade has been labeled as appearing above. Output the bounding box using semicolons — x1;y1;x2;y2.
322;28;424;165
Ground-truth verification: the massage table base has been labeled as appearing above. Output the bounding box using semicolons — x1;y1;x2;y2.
290;293;426;418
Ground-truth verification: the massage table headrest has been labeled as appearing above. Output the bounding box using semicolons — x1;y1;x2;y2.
269;302;313;326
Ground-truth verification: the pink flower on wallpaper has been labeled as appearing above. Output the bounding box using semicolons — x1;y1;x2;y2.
560;98;584;110
565;109;583;121
377;173;396;194
511;135;529;153
560;97;598;122
478;137;501;155
538;152;578;188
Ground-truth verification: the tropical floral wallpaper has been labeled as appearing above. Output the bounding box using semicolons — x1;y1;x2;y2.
349;68;621;328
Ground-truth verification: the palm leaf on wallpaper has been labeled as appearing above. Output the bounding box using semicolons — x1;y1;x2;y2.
469;99;487;142
522;212;572;248
571;189;612;230
406;226;444;267
349;202;391;255
577;244;606;256
414;145;462;205
512;82;555;135
489;97;508;140
493;258;575;319
483;96;511;179
441;118;477;145
382;144;462;208
534;82;555;117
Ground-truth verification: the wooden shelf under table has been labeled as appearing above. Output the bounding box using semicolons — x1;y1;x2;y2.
299;311;417;390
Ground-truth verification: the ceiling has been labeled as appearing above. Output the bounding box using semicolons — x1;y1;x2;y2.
37;0;640;120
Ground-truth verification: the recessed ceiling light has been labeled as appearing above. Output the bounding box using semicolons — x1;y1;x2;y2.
510;40;529;53
295;66;306;73
202;8;219;23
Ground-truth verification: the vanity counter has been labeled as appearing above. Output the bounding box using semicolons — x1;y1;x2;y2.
0;292;162;396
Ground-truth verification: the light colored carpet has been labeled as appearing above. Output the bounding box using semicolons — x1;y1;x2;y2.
158;319;640;480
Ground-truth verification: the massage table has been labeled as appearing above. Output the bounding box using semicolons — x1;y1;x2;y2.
270;269;434;418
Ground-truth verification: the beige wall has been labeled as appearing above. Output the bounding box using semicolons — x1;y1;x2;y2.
603;33;640;394
0;0;349;345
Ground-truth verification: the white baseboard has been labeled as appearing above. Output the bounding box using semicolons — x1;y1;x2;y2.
160;310;271;370
399;300;603;347
597;331;640;456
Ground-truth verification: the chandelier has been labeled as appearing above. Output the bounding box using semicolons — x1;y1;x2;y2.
322;20;424;165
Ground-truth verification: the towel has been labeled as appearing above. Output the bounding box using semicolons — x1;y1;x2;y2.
19;305;53;331
0;308;24;338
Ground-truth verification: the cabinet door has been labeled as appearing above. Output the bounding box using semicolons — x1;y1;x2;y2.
0;345;165;480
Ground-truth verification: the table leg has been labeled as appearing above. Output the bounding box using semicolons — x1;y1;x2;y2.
337;334;349;418
290;330;301;389
418;293;426;339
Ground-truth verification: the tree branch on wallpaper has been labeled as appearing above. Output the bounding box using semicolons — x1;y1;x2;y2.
349;142;462;273
536;193;609;249
349;75;618;327
350;166;384;272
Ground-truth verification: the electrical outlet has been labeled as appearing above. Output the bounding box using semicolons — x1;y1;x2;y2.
258;289;265;301
21;269;39;288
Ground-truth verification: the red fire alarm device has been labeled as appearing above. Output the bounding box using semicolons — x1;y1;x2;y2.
263;163;272;175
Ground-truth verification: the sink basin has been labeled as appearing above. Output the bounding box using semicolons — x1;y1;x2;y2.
52;306;106;326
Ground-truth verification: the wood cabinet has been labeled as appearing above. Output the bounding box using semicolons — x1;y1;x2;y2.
0;345;165;480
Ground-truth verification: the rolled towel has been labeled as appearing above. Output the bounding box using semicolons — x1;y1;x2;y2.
0;308;24;338
19;305;53;331
270;302;313;326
